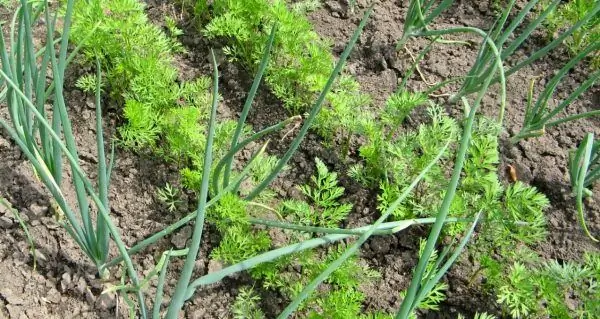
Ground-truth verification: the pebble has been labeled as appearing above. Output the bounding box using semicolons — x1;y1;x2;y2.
0;216;14;228
34;249;48;266
171;225;192;249
207;260;223;273
84;288;95;304
6;305;25;319
28;202;47;217
60;272;72;292
96;292;116;309
1;287;23;305
76;276;87;296
45;288;61;304
325;1;343;14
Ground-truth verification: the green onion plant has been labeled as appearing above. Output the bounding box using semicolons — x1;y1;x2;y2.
569;133;600;242
447;0;600;123
399;0;599;126
396;0;455;49
0;0;146;314
510;45;600;143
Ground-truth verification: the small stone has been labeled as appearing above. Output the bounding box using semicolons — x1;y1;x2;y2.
0;216;14;228
76;276;87;295
85;288;95;304
6;305;24;319
1;288;23;305
96;293;116;310
28;203;47;217
60;272;72;292
46;288;61;304
171;226;192;249
33;249;48;266
195;259;206;274
207;260;223;273
325;1;343;13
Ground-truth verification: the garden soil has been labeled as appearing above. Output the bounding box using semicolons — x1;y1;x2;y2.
0;0;598;318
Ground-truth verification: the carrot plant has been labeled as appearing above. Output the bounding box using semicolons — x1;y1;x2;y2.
198;0;373;148
483;251;600;318
68;0;259;193
70;0;182;149
218;158;381;317
541;0;600;68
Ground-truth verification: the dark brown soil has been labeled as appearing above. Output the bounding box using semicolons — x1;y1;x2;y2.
1;0;598;318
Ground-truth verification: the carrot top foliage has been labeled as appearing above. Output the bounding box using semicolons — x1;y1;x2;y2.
199;0;372;144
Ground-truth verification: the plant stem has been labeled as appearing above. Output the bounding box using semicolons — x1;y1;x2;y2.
165;50;220;318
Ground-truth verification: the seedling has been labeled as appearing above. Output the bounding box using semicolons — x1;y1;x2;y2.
292;157;353;228
156;183;182;213
75;73;103;93
232;287;265;319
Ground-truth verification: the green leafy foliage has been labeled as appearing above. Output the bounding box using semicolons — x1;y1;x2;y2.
283;158;352;229
202;0;332;111
502;182;549;244
70;0;182;147
398;239;449;319
235;152;286;201
487;253;600;318
70;0;247;194
541;0;600;68
199;0;371;143
164;16;185;53
75;74;102;93
232;287;265;319
227;158;382;317
351;100;457;221
156;183;182;213
313;75;373;146
354;99;453;185
210;193;271;264
261;245;379;318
